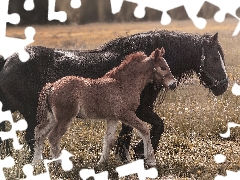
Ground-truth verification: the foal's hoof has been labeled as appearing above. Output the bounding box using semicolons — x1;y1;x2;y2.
133;153;144;160
52;159;62;168
145;159;156;167
97;160;104;165
97;159;109;167
31;158;43;165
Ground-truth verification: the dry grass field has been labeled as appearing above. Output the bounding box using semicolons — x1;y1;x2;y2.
2;18;240;179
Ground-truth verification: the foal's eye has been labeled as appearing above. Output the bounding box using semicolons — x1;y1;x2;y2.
161;67;166;71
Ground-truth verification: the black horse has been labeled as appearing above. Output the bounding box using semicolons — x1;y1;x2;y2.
0;30;228;161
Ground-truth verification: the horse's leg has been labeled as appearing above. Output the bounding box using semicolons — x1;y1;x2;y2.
120;111;155;166
98;120;118;164
22;105;38;159
116;83;163;160
134;105;164;158
0;121;12;156
33;112;56;162
115;123;133;162
0;121;5;143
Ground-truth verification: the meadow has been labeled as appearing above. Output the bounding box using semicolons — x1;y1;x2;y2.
2;18;240;179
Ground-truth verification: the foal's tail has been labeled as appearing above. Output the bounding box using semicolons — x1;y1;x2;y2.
36;83;53;125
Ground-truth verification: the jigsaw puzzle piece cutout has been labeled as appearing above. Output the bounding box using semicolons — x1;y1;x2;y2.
132;0;145;19
48;0;67;22
41;149;73;172
110;0;206;28
214;154;226;164
110;0;124;14
214;83;240;179
233;21;240;36
206;0;240;22
0;102;28;150
206;1;240;36
22;164;50;180
0;0;20;38
79;169;108;180
0;26;36;62
116;159;158;180
55;149;74;171
232;83;240;96
12;27;35;62
70;0;81;9
215;170;240;180
219;122;240;138
180;0;206;29
0;0;36;62
0;156;15;180
110;0;181;25
22;150;73;179
24;0;35;11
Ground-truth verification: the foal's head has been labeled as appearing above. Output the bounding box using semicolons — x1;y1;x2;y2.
151;48;177;90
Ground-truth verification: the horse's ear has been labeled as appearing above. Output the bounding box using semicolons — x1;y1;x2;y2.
212;32;218;43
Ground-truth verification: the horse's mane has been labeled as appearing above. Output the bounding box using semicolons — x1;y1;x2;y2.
105;52;147;79
100;30;224;83
99;30;204;82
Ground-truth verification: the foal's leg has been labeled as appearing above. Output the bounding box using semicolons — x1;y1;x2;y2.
99;120;118;164
116;83;163;160
120;111;156;167
48;107;77;159
33;112;56;162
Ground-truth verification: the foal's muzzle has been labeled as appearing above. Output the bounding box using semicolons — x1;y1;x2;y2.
169;81;177;90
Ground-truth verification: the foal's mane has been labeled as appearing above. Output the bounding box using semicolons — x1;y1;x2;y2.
105;52;147;79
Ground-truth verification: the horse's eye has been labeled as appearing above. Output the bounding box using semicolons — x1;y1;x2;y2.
214;57;219;61
161;67;166;71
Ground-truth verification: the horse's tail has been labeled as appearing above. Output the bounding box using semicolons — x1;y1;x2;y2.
0;55;5;70
36;83;53;125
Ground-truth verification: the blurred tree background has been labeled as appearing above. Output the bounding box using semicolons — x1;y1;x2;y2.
8;0;240;25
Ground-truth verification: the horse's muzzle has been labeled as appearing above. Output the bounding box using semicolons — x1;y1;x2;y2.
210;80;228;96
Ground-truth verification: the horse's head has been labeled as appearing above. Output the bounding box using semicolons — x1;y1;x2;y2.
151;48;177;90
198;33;228;96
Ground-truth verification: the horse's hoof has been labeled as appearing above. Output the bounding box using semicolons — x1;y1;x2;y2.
116;146;131;163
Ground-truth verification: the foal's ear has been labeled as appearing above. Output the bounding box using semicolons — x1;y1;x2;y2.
160;47;165;55
212;32;218;43
154;48;160;58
